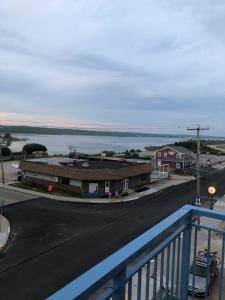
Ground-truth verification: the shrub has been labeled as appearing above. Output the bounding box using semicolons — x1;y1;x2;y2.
22;143;47;154
0;146;12;156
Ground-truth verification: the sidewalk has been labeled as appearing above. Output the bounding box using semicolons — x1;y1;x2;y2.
0;215;10;251
0;175;195;204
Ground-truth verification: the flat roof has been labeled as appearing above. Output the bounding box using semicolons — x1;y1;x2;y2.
20;158;151;181
25;158;134;169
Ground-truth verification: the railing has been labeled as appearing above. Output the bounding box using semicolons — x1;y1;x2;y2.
48;205;225;300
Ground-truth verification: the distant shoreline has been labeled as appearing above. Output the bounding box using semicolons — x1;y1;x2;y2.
0;125;223;139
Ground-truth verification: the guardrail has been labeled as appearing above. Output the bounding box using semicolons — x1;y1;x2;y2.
48;205;225;300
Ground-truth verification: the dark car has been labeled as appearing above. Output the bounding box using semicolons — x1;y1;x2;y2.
188;253;219;297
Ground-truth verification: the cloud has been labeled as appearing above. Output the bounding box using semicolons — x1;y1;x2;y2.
0;0;225;135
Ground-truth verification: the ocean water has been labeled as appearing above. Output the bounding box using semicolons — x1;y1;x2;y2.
9;134;187;155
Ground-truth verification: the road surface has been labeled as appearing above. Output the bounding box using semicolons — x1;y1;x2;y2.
0;186;38;205
0;168;225;299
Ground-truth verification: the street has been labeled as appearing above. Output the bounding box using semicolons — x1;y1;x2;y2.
0;186;38;205
0;168;225;299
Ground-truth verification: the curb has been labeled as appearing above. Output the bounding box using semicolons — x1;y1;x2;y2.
0;175;194;204
0;184;139;203
0;216;10;252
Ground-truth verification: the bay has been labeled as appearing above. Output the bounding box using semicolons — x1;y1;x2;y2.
9;134;187;155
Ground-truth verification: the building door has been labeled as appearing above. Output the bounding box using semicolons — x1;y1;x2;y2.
89;183;98;193
123;178;128;190
105;181;110;193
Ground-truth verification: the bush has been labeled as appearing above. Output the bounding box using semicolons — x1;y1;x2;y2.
0;146;12;156
130;153;139;158
121;190;128;197
141;156;152;160
22;143;47;154
3;133;12;140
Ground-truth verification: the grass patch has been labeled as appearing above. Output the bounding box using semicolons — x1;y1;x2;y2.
10;182;82;198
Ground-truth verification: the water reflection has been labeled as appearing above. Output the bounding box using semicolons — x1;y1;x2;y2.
8;133;187;155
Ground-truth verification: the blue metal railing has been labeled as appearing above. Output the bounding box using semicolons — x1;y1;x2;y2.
48;205;225;300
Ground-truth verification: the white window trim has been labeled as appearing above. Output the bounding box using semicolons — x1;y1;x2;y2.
105;181;110;193
123;178;129;190
24;171;58;182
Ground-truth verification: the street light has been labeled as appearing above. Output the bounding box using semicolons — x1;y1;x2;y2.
208;186;216;195
208;185;216;210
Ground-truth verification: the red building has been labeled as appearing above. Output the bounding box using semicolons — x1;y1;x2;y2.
155;146;195;170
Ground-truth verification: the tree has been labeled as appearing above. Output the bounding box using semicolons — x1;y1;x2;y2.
22;143;47;154
68;145;78;159
0;146;12;156
3;133;12;140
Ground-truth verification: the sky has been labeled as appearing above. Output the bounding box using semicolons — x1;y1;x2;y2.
0;0;225;135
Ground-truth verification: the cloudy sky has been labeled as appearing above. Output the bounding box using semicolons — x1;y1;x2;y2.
0;0;225;134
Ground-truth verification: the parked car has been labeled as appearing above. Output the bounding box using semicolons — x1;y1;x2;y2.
188;250;219;297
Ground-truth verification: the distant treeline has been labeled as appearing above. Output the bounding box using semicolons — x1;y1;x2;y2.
146;139;225;155
174;140;225;155
0;125;196;138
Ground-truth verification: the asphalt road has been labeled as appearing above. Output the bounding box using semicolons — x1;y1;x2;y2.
0;186;38;205
0;168;225;300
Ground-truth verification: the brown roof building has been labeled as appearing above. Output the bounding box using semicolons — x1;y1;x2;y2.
19;158;151;198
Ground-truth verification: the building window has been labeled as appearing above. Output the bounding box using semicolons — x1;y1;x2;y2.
123;178;129;190
70;179;81;187
164;152;167;158
89;183;98;193
105;181;110;193
24;171;58;182
176;163;181;169
59;177;70;185
141;175;147;181
158;152;162;157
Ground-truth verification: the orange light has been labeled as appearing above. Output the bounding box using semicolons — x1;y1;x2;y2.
208;186;216;195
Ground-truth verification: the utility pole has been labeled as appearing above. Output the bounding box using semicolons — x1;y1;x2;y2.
0;146;5;185
187;125;209;205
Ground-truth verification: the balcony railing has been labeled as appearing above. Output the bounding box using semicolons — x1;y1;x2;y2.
48;205;225;300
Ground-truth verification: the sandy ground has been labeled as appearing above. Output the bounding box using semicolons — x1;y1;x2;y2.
200;153;225;165
207;144;225;153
